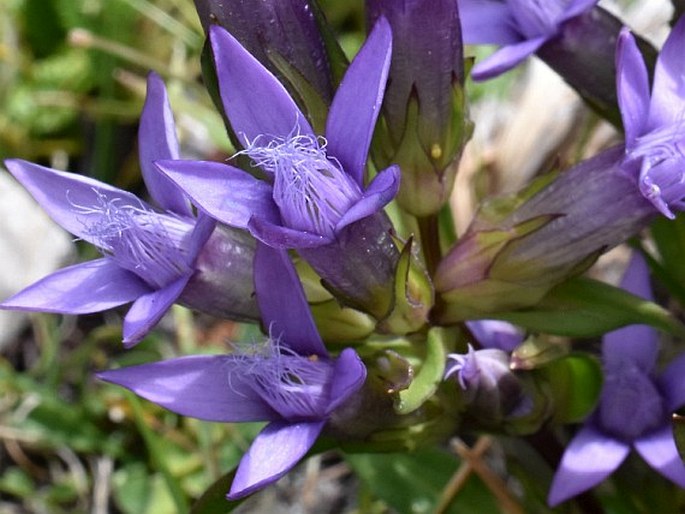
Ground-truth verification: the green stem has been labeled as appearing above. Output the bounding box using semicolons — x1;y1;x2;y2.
417;213;441;278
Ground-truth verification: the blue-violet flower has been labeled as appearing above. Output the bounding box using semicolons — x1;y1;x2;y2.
1;73;259;345
548;253;685;505
99;242;366;499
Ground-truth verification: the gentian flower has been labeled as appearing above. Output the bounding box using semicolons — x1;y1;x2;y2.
156;20;408;321
435;19;685;321
445;345;526;426
548;253;685;505
1;73;259;346
617;19;685;219
367;0;469;216
458;0;597;80
99;242;367;499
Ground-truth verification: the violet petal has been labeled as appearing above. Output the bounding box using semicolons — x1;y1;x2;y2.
4;159;144;246
209;25;314;145
561;0;599;22
139;72;192;216
635;425;685;487
97;355;280;422
616;29;650;146
186;212;217;265
326;348;367;414
648;15;685;128
228;420;325;500
122;275;191;347
325;17;392;187
0;258;149;314
254;242;326;357
547;425;629;506
458;0;520;44
335;165;400;233
155;159;279;229
471;36;547;81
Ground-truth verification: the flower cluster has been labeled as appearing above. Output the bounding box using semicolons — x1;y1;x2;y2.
4;0;685;508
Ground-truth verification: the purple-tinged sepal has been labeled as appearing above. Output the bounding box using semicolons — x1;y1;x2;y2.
435;147;657;321
194;0;342;132
368;0;470;216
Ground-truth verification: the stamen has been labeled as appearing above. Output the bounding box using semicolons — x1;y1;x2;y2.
239;132;362;238
71;190;193;288
228;338;333;420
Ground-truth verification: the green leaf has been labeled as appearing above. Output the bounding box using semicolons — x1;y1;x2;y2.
396;327;452;415
190;469;245;514
672;413;685;466
347;448;499;514
492;277;685;338
537;354;603;424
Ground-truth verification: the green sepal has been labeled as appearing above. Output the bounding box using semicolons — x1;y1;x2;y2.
536;353;603;424
378;237;433;335
491;276;685;338
310;299;376;343
395;327;456;415
268;50;329;134
511;335;570;370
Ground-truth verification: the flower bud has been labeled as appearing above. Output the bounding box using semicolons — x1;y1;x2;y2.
367;0;470;216
445;347;525;426
435;146;657;322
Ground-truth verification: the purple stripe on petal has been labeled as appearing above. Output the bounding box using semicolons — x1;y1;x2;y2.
4;159;145;246
139;72;192;216
228;420;325;500
635;425;685;487
0;258;149;314
248;216;331;249
471;36;547;81
326;348;366;414
616;30;650;147
155;159;278;229
326;17;392;187
122;275;190;347
335;165;399;233
254;242;326;357
547;425;629;506
209;25;313;145
97;355;279;422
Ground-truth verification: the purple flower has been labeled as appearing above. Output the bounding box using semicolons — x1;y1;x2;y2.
459;0;597;80
156;20;404;318
466;320;524;352
548;253;685;505
99;242;366;499
617;18;685;219
445;345;525;424
1;73;259;346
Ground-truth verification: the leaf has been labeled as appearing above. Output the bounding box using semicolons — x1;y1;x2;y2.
537;354;603;424
190;469;245;514
492;277;685;338
346;448;499;514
